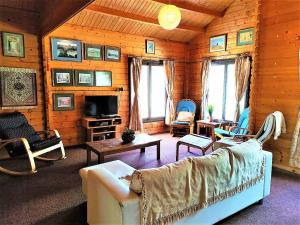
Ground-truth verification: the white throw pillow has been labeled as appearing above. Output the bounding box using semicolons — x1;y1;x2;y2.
177;111;193;122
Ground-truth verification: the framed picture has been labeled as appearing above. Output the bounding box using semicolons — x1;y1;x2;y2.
1;32;24;57
237;28;254;46
95;71;112;87
84;44;103;60
104;46;121;62
0;67;37;107
209;34;227;52
51;37;82;62
75;70;94;86
53;93;74;111
52;69;74;86
146;40;155;54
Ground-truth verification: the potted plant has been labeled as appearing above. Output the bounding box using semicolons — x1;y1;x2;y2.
208;105;214;122
121;127;135;143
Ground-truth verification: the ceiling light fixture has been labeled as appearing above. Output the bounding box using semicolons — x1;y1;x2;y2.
158;4;181;30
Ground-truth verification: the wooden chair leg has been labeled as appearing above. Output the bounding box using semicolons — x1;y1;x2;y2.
176;142;181;161
35;142;66;161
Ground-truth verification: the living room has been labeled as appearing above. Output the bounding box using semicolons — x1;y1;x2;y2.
0;0;299;225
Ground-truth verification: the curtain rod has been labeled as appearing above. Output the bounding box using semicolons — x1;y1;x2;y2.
188;52;253;63
127;54;174;61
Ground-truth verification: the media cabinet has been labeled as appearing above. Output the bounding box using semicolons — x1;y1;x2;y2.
82;117;122;142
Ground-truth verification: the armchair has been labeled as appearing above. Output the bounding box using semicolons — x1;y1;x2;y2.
0;112;66;176
214;107;250;139
170;99;196;136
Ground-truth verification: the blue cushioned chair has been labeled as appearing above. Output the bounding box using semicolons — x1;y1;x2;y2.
170;99;196;136
214;108;250;139
0;112;66;176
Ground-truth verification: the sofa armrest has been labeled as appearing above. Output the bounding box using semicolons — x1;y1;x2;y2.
87;166;140;225
262;150;272;197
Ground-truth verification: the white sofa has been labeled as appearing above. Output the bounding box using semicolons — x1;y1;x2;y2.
80;150;272;225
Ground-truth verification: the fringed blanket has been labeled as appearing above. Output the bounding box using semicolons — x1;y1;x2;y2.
130;139;265;225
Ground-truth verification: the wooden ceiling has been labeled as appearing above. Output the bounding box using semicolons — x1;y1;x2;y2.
1;0;234;42
66;0;234;42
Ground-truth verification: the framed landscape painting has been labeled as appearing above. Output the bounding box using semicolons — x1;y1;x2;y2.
52;69;74;86
146;40;155;54
95;70;112;87
210;34;227;52
237;28;254;46
51;38;82;62
53;93;74;111
75;70;94;86
1;32;24;57
104;46;121;62
84;44;103;60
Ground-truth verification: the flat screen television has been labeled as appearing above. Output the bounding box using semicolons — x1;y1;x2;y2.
85;96;118;118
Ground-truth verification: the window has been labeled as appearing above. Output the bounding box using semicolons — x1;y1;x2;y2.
207;59;247;121
130;60;166;122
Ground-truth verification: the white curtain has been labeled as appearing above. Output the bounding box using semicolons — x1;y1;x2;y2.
129;57;144;131
234;55;251;121
200;59;211;119
289;108;300;168
164;60;175;125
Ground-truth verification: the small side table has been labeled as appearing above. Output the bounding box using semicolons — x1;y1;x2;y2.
196;120;232;141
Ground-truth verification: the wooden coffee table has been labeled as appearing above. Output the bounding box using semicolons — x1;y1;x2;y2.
85;133;161;165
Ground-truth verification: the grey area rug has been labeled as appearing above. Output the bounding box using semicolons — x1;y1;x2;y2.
0;133;299;225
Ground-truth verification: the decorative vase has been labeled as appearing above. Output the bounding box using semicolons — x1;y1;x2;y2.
209;115;213;122
121;128;135;143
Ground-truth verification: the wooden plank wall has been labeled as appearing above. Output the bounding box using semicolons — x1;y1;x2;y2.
187;0;257;117
43;24;187;146
0;7;45;131
254;0;300;173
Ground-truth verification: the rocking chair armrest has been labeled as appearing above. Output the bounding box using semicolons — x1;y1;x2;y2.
0;138;31;152
36;129;61;138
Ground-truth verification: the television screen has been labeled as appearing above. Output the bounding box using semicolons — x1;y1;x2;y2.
85;96;118;117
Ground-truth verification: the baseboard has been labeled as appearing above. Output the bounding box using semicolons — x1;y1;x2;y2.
272;163;300;175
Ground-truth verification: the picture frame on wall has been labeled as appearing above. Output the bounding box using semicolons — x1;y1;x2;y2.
104;46;121;62
1;31;25;57
52;69;74;86
53;93;74;111
237;28;254;46
95;70;112;87
145;40;155;54
84;44;103;60
0;67;37;107
209;34;227;52
51;37;82;62
75;70;94;86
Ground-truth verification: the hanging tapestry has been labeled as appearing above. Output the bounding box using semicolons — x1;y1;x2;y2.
0;67;37;107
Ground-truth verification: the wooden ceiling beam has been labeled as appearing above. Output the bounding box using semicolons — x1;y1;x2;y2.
151;0;223;17
86;5;202;32
40;0;95;36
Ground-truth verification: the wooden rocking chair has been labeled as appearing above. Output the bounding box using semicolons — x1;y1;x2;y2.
0;112;66;176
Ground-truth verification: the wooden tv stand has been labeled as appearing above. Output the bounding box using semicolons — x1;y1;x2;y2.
82;116;122;142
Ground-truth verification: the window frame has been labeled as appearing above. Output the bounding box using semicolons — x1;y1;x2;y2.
129;59;166;123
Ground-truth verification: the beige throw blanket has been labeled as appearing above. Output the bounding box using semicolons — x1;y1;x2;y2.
130;139;265;225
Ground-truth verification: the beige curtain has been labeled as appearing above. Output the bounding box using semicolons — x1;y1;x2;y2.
200;59;211;119
289;108;300;168
129;57;144;131
164;60;175;125
234;55;251;121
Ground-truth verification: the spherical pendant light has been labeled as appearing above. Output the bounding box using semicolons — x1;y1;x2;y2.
158;4;181;30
